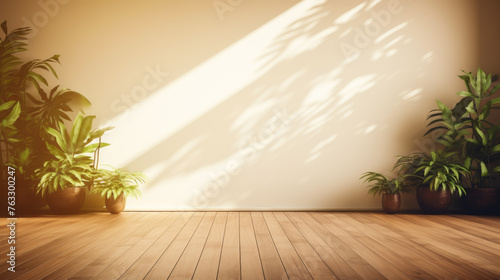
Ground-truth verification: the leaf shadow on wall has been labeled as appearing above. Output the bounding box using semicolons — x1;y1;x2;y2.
121;0;437;209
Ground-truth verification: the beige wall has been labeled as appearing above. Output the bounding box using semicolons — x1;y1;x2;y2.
2;0;498;210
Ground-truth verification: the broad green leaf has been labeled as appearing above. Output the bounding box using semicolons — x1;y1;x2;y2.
0;100;15;112
474;127;487;146
436;100;448;111
480;161;489;177
2;102;20;126
476;68;484;95
479;101;491;120
465;138;480;145
46;142;65;159
492;144;500;153
80;142;110;154
484;73;492;95
456;91;474;97
70;113;84;151
491;96;500;105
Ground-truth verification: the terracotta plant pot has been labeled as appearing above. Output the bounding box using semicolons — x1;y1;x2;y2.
416;186;451;214
382;193;401;214
463;188;499;215
105;193;126;214
46;187;86;214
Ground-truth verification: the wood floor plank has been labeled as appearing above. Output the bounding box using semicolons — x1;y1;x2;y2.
119;212;194;280
376;213;498;279
299;212;385;280
217;212;240;279
286;212;362;280
262;212;313;280
41;212;174;280
436;215;500;238
239;212;264;280
371;212;498;280
456;214;500;230
251;212;287;280
1;213;114;276
169;212;217;280
352;213;464;280
426;215;500;250
340;213;447;280
91;212;182;280
66;212;162;280
313;212;412;280
1;213;141;280
2;211;500;280
407;214;500;275
273;212;337;280
192;212;227;280
0;216;99;277
144;212;205;279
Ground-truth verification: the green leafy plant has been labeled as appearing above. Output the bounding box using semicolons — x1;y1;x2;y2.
91;168;148;200
0;20;90;184
412;150;469;196
425;68;500;188
35;113;112;196
44;113;112;160
360;172;409;196
36;157;93;197
0;101;21;167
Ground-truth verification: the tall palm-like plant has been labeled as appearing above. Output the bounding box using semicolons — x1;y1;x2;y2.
425;68;500;188
0;21;90;185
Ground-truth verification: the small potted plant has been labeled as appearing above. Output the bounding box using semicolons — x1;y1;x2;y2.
411;150;469;214
91;168;148;214
36;157;93;214
360;171;409;214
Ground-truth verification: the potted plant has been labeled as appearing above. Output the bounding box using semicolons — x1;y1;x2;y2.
0;21;90;214
36;157;93;214
426;68;500;213
360;171;409;214
35;113;112;214
91;168;147;214
410;150;469;214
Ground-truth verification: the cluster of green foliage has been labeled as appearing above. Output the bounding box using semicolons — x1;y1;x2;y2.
362;68;499;198
92;168;148;200
360;171;409;196
1;21;148;204
0;21;90;184
425;68;500;189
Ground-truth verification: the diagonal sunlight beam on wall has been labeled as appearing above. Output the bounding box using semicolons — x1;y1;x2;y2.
102;0;328;168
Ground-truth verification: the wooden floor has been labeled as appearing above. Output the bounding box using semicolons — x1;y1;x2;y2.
1;212;500;279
